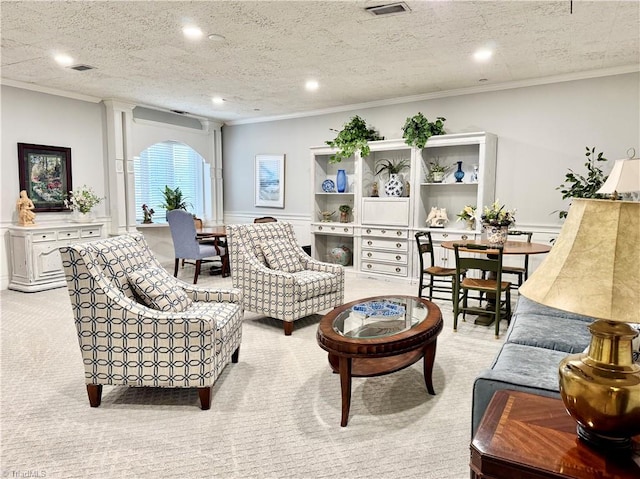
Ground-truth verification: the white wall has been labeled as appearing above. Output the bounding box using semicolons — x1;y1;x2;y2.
222;73;640;231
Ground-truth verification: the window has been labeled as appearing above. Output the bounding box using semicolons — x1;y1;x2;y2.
134;141;206;223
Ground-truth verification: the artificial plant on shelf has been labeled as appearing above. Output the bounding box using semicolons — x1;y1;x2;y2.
555;146;608;219
338;204;352;223
325;115;383;163
160;185;189;211
374;158;410;179
456;205;477;230
427;157;452;182
402;113;447;149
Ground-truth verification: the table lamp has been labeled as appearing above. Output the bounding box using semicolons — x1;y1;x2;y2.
519;195;640;451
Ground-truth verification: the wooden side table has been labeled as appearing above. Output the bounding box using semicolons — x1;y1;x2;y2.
470;390;640;479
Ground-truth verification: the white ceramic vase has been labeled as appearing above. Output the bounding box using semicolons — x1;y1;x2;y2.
72;210;95;223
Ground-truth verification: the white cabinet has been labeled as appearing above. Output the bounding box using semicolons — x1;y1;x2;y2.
310;132;497;281
9;223;104;292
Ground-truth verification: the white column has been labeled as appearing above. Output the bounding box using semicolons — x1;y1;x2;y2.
103;100;136;235
200;119;224;225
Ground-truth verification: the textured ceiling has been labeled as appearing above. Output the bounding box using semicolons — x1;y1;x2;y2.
2;1;639;123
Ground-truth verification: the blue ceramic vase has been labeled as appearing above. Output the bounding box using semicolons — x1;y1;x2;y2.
336;169;347;193
454;161;465;183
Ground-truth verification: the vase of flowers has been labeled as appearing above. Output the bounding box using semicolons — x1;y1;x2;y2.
456;205;477;230
65;185;103;222
481;200;516;245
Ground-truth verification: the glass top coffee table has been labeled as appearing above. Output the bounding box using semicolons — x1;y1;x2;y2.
316;295;443;426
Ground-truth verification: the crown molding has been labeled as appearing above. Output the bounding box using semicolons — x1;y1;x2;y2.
225;65;640;126
1;78;102;103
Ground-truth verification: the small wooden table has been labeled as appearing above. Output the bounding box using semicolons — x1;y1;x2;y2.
316;295;443;427
196;226;230;277
440;239;552;255
471;390;640;479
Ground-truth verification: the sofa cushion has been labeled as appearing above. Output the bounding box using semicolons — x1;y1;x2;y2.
261;240;304;273
292;270;339;301
512;296;595;323
506;314;592;353
128;268;193;312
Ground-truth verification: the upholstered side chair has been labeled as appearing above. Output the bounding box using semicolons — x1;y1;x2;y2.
226;222;344;335
59;233;243;409
167;209;227;283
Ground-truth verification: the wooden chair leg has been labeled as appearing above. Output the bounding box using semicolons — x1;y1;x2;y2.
198;386;212;410
283;321;294;336
86;384;102;407
194;260;201;284
173;258;179;277
232;346;240;363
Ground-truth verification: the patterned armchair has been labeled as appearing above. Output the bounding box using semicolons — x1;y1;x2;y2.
59;233;243;410
226;222;344;335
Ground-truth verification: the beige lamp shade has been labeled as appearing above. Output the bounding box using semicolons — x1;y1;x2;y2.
519;198;640;323
596;158;640;195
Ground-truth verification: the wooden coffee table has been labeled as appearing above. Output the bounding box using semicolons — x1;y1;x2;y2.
316;295;443;426
471;390;640;478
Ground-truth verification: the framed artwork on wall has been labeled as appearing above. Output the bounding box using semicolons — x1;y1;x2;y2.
255;154;285;208
18;143;72;212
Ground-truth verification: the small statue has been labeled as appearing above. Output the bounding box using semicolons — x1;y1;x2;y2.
142;204;155;224
371;182;379;197
16;190;36;226
320;210;336;222
426;207;449;228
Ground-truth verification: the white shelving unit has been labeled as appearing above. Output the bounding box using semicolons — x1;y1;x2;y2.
310;132;497;280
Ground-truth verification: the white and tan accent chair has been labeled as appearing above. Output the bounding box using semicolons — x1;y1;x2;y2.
226;222;344;335
59;233;243;409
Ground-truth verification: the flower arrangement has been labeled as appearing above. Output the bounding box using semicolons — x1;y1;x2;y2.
64;185;102;214
456;205;477;222
481;200;516;226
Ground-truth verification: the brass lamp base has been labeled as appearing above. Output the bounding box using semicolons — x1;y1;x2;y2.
559;320;640;452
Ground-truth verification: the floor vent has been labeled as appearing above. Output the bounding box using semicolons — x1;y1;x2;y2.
365;2;411;17
69;64;94;71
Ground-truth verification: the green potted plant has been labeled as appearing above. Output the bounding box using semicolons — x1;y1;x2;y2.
427;157;452;183
556;146;608;219
160;185;189;211
375;159;410;196
338;204;352;223
402;113;446;149
326;115;383;163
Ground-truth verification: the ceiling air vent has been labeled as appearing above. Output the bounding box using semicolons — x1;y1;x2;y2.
365;2;411;17
69;64;94;71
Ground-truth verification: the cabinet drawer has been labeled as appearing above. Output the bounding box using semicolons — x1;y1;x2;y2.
361;237;408;251
361;250;408;264
32;231;57;242
313;224;354;235
361;262;407;277
81;227;102;238
361;227;408;239
429;231;476;243
57;229;80;241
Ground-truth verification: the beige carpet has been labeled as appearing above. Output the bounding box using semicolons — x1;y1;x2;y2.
1;268;505;479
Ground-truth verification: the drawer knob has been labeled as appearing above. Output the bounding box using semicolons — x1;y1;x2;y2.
396;255;401;261
395;267;401;273
367;252;372;258
367;241;372;246
344;228;348;232
42;235;46;239
462;235;468;240
396;231;402;236
396;243;402;248
330;227;335;231
443;233;448;238
318;226;323;231
367;264;372;269
381;229;386;234
366;229;371;234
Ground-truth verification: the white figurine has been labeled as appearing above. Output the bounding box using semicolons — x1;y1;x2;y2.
426;207;449;228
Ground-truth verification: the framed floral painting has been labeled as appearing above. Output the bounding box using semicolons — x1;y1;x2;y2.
18;143;72;212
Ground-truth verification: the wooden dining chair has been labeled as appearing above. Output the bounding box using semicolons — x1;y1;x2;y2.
502;230;533;288
415;231;463;302
452;243;511;339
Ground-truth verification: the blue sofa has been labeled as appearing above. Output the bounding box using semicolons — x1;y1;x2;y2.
471;295;594;437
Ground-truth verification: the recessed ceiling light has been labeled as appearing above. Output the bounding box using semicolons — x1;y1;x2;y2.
54;54;74;66
212;97;224;105
305;80;319;91
183;26;203;40
473;49;493;62
208;33;226;42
